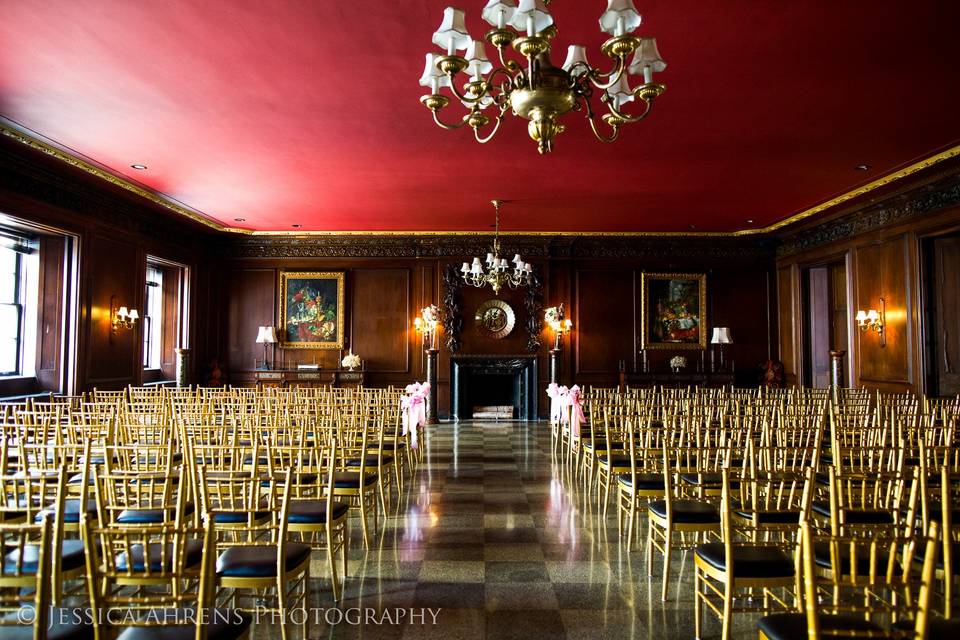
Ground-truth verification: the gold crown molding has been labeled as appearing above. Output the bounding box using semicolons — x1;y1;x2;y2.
3;119;958;238
0;121;233;233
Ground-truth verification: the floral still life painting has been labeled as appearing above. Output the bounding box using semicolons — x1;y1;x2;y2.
640;273;707;350
279;271;345;349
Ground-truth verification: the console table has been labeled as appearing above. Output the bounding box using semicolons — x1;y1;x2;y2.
618;370;734;391
245;368;366;389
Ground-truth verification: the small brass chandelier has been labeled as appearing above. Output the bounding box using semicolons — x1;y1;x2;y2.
460;200;532;295
419;0;667;154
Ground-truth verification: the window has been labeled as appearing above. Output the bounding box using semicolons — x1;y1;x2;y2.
143;265;163;369
0;235;38;377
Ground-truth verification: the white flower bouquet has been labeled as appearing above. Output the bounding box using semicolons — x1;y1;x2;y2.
341;352;362;370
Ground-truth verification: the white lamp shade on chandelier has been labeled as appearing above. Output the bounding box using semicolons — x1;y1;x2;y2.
256;326;278;344
432;7;472;54
710;327;733;345
629;36;667;83
465;40;493;77
420;53;452;92
511;0;554;36
562;45;591;76
600;0;642;37
482;0;517;29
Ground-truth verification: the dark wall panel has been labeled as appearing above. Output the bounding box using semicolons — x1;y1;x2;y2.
855;237;911;385
575;269;635;377
351;268;410;372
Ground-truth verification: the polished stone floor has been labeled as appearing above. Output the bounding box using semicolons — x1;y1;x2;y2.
263;420;761;639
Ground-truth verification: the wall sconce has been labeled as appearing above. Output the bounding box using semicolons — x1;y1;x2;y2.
414;304;440;350
110;295;138;340
855;298;886;347
545;304;573;350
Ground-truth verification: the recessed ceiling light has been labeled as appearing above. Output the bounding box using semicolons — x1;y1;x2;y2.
130;164;148;170
746;219;755;224
855;164;871;171
689;224;697;230
291;224;302;229
234;218;246;222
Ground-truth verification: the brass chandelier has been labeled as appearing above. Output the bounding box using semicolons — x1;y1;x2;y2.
460;200;532;295
419;0;667;154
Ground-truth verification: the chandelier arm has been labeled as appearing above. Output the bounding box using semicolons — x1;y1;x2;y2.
604;96;655;125
494;46;522;76
586;57;629;91
487;66;517;93
588;114;620;143
445;77;489;104
430;109;471;130
473;111;505;144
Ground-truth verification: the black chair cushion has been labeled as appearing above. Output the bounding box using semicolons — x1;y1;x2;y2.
648;499;721;524
210;510;271;525
216;542;311;578
287;499;350;524
41;499;98;523
599;455;631;468
346;455;394;467
115;539;204;572
733;508;801;525
616;474;665;491
680;473;723;486
332;471;378;489
809;501;894;524
0;606;95;640
379;441;407;450
260;473;317;487
114;608;251;640
814;541;902;576
4;539;86;574
116;509;173;525
758;612;882;640
695;543;795;578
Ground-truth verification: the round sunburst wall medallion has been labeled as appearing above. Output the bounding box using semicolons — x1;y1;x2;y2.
474;299;515;339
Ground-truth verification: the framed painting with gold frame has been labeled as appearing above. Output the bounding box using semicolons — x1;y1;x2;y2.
279;271;345;349
640;272;707;350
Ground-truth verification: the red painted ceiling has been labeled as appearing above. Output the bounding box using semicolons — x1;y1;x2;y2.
1;1;958;233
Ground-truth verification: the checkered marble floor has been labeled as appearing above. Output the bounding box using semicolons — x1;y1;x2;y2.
255;421;761;639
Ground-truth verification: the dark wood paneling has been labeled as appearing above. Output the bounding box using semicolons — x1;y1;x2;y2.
856;237;911;385
929;235;960;395
35;235;65;391
226;268;276;374
776;265;798;385
351;269;409;372
806;267;831;388
84;234;140;388
575;269;635;377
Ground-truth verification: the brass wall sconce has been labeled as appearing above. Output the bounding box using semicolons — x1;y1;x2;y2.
855;297;885;347
109;295;138;341
545;304;573;350
414;304;440;350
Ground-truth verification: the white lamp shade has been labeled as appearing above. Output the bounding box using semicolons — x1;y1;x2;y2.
481;0;517;28
510;0;553;35
606;73;634;108
465;40;493;77
256;326;278;344
599;0;642;36
710;327;733;344
419;53;452;88
127;309;139;320
855;310;867;323
117;306;129;317
462;94;494;110
432;7;471;53
562;45;590;76
866;310;880;322
628;37;667;76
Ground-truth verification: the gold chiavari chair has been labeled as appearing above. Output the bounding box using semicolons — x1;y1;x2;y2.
208;468;309;640
616;415;667;549
332;409;379;548
284;439;350;601
83;516;251;640
757;520;942;640
648;445;723;601
693;469;799;640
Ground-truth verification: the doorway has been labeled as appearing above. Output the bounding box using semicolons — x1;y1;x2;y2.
922;234;960;397
802;260;849;388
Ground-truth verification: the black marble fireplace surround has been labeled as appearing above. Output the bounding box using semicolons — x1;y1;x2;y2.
450;355;538;421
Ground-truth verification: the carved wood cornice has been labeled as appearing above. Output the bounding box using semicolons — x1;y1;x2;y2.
776;173;960;257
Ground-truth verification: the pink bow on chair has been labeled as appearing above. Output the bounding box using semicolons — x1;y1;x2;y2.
546;383;569;426
402;382;430;449
564;385;585;438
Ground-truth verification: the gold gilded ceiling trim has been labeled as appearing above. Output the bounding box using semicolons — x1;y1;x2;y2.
0;121;230;232
763;143;960;233
3;119;958;237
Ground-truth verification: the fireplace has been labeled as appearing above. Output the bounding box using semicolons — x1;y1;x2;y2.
450;355;538;421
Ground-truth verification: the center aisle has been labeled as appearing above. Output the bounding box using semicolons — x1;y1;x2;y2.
299;420;757;640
